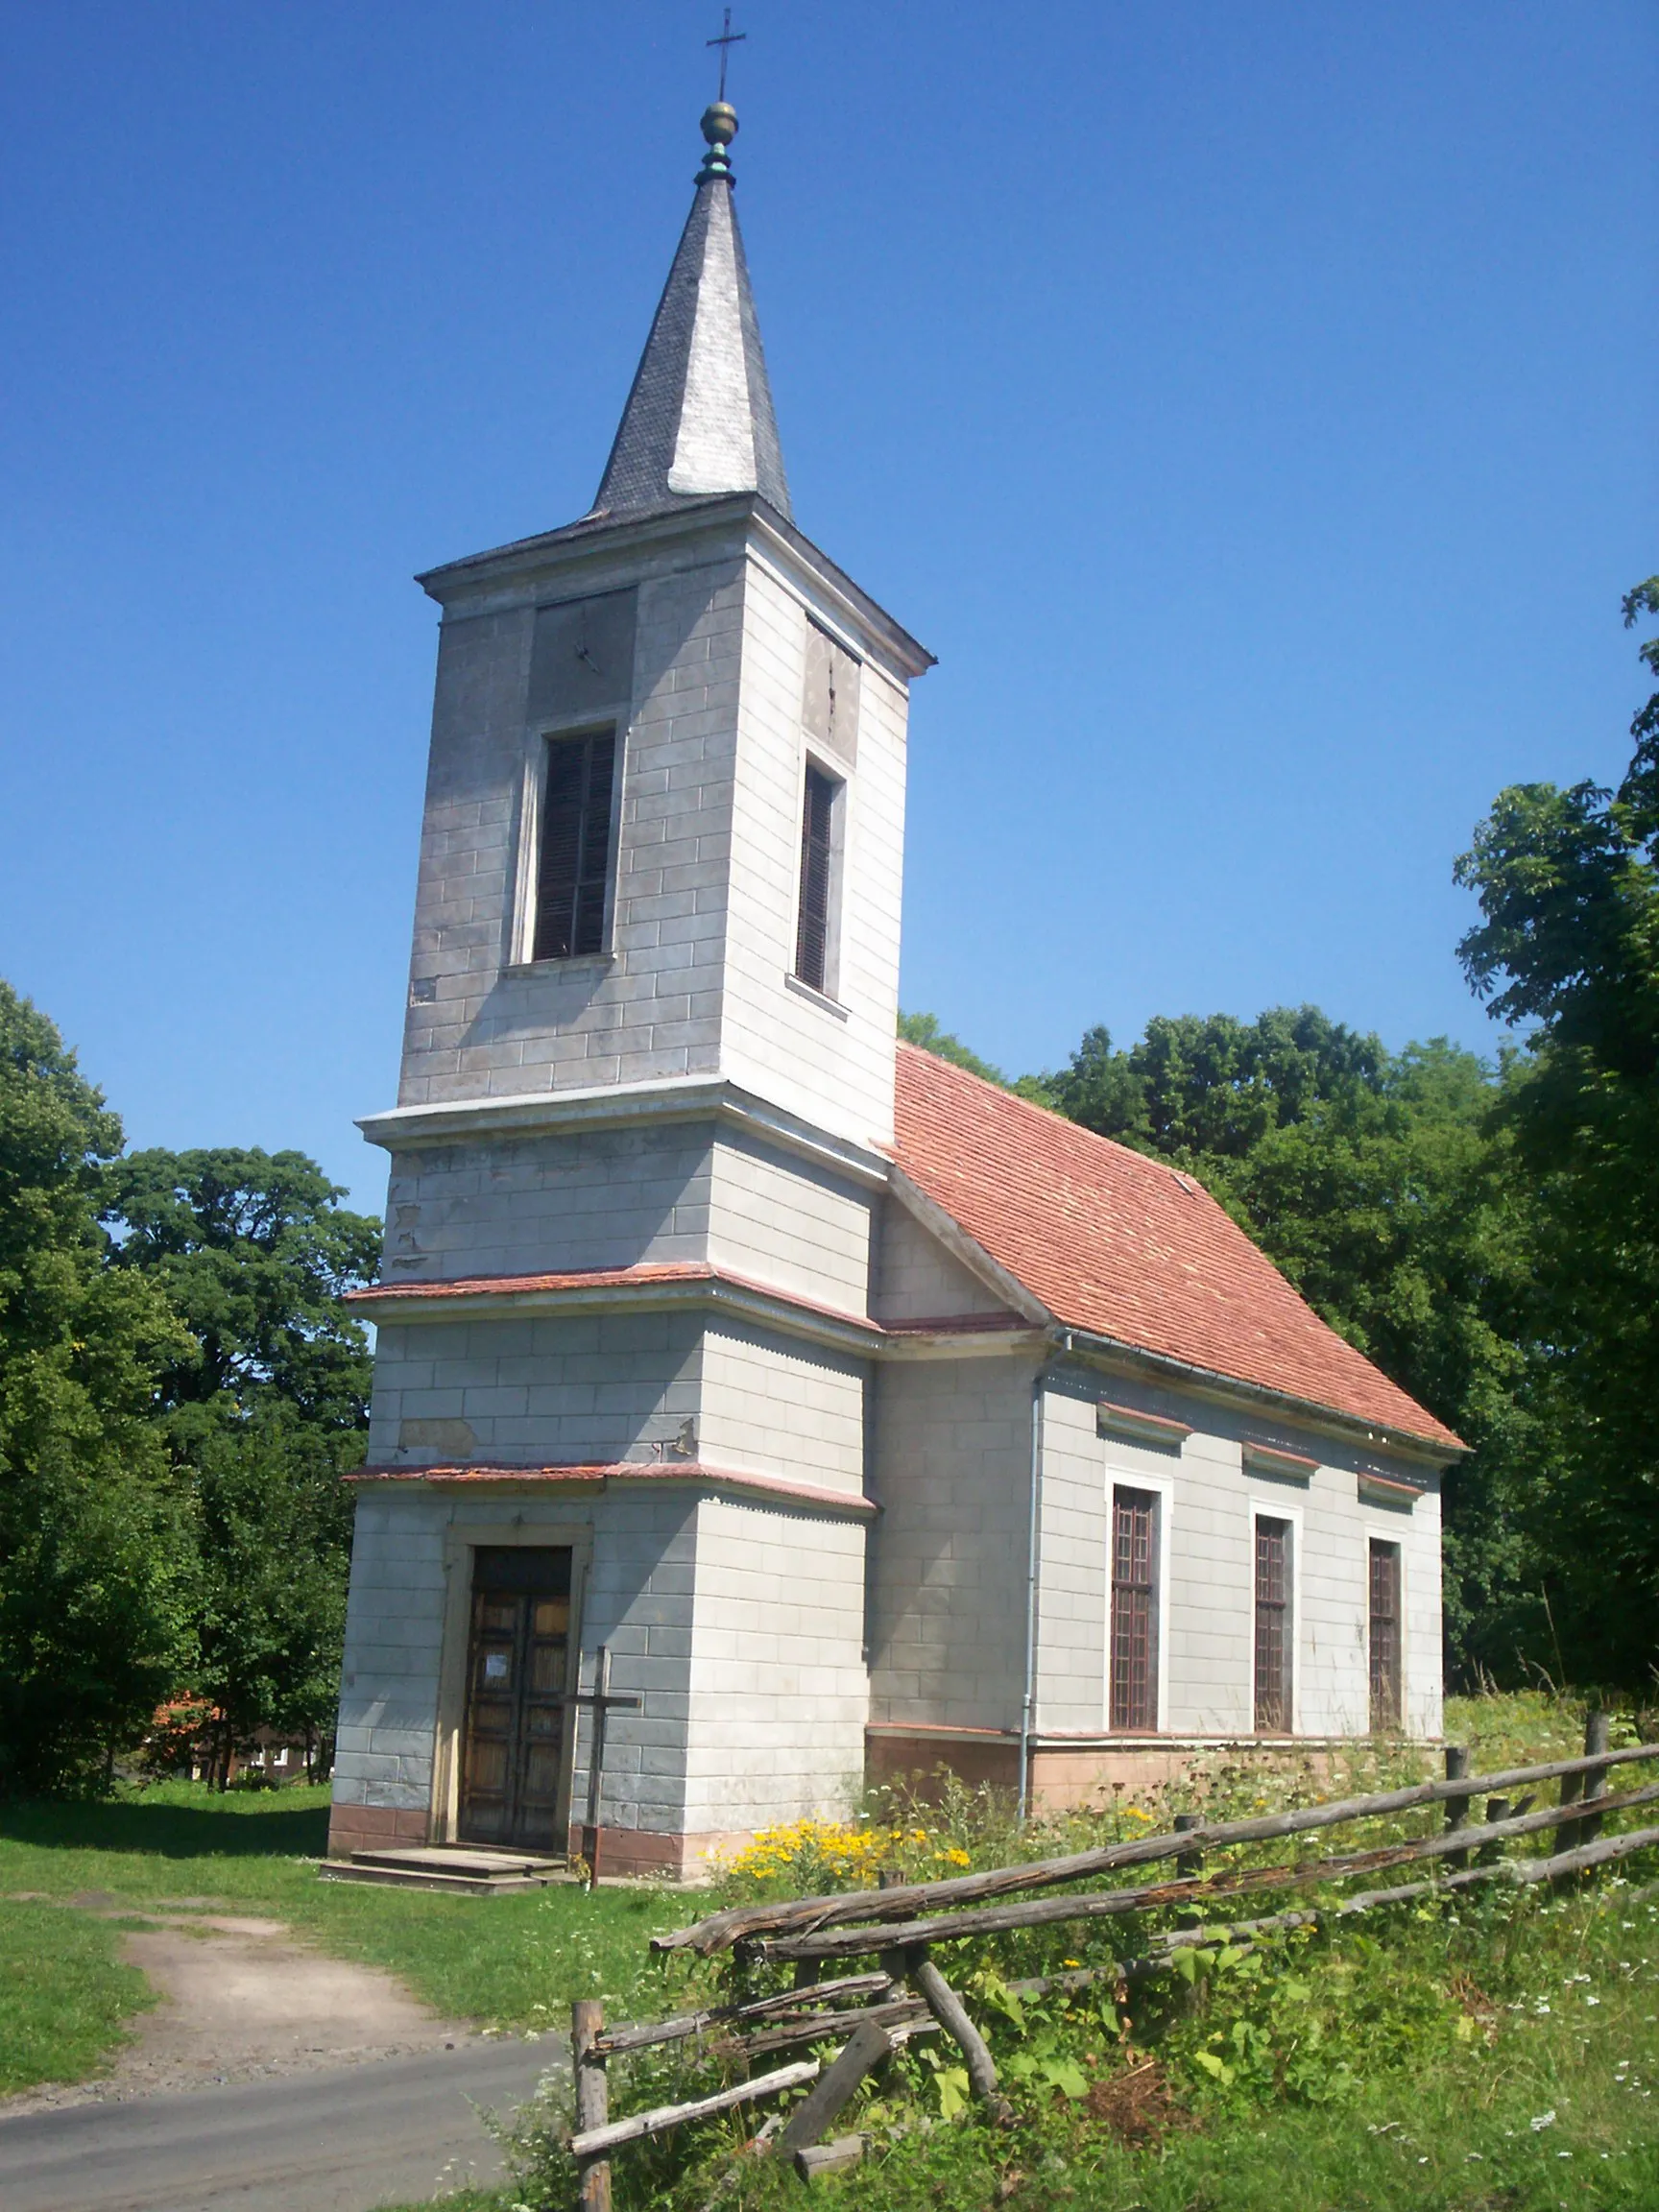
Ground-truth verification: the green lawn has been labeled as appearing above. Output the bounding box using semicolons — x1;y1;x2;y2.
0;1781;689;2099
0;1900;156;2094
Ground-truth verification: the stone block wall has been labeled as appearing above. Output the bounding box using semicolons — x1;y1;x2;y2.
873;1201;1015;1322
397;537;749;1108
1035;1367;1445;1744
698;1322;869;1495
380;1122;716;1283
682;1494;870;1849
866;1355;1036;1731
365;1310;704;1468
719;558;907;1153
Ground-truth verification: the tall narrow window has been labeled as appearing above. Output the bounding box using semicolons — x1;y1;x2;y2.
1254;1517;1292;1732
1368;1539;1402;1732
794;762;837;993
1110;1487;1160;1731
533;730;615;963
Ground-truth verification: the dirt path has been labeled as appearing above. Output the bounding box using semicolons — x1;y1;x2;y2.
3;1903;486;2114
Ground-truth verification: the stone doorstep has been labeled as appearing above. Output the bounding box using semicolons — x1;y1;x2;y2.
315;1842;577;1896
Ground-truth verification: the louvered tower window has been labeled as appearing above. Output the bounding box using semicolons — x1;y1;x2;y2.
534;731;616;963
1254;1517;1292;1732
1109;1487;1160;1731
1368;1539;1403;1732
794;763;838;994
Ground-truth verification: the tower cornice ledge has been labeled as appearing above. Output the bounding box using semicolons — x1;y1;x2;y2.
359;1074;894;1191
415;494;934;683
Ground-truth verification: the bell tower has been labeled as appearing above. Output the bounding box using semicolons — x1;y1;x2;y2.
329;100;933;1877
383;100;931;1169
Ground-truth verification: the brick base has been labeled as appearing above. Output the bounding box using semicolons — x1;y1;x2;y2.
867;1731;1021;1795
326;1801;431;1859
867;1731;1340;1812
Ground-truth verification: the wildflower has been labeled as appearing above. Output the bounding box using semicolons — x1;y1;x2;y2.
1062;1959;1082;1969
1529;2109;1556;2131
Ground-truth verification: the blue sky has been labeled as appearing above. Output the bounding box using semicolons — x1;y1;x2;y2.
1;3;1652;1208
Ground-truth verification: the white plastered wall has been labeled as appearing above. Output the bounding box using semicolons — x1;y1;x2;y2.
366;1310;704;1468
706;1127;874;1312
399;539;749;1107
718;555;908;1152
697;1321;869;1497
682;1493;870;1844
1034;1366;1447;1741
379;1122;716;1283
866;1354;1037;1731
872;1202;1017;1323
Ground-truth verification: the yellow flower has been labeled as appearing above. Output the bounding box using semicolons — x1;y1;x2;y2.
1062;1959;1082;1968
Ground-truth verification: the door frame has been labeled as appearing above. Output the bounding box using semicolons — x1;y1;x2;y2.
432;1517;591;1847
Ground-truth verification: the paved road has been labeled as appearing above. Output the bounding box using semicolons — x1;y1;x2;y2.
0;2038;562;2212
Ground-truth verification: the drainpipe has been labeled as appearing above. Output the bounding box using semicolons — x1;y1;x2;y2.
1019;1334;1070;1823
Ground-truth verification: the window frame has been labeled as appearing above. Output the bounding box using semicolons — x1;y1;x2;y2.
1367;1537;1405;1734
513;722;625;969
1107;1480;1167;1734
791;751;847;1001
1250;1507;1298;1735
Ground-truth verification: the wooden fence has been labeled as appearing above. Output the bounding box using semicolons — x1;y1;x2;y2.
567;1717;1659;2201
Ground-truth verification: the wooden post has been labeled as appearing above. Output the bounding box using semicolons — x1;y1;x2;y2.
1443;1745;1472;1872
908;1950;1013;2124
583;1647;611;1889
572;1998;612;2212
1479;1797;1512;1868
776;2020;897;2153
1577;1711;1612;1854
1173;1812;1203;1880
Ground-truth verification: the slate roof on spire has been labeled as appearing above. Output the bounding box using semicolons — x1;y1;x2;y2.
592;108;791;522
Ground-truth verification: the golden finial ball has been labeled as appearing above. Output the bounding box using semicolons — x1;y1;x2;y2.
701;102;738;148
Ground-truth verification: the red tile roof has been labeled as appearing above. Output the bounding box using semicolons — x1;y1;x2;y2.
892;1044;1462;1454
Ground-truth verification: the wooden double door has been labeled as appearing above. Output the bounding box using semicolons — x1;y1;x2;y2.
459;1547;574;1851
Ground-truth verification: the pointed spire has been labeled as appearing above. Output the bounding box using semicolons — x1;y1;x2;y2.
592;104;792;522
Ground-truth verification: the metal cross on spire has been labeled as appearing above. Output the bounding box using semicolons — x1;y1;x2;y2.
707;7;746;102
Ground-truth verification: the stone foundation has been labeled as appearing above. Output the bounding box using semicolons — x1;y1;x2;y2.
868;1729;1349;1812
326;1801;432;1859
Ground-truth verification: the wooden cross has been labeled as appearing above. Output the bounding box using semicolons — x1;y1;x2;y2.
557;1645;641;1888
707;7;746;102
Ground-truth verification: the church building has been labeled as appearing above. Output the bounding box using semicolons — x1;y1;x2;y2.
326;99;1462;1880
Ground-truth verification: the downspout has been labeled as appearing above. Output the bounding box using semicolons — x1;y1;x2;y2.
1019;1333;1070;1822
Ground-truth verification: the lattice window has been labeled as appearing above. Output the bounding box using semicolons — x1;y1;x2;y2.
1110;1487;1160;1731
533;730;616;962
1254;1517;1292;1732
1368;1539;1403;1733
794;762;837;993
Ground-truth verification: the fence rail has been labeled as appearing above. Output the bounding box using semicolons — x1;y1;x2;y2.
569;1718;1659;2200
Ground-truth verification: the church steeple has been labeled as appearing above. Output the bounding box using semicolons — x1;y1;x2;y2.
591;103;792;522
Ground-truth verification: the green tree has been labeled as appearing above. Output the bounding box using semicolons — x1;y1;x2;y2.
898;1011;1008;1086
104;1149;380;1773
1454;578;1659;1682
0;982;193;1793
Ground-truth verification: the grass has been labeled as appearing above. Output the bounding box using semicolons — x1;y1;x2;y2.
0;1779;685;2098
0;1900;156;2094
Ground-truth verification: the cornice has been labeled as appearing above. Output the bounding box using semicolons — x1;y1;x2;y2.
358;1074;894;1192
348;1456;876;1520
